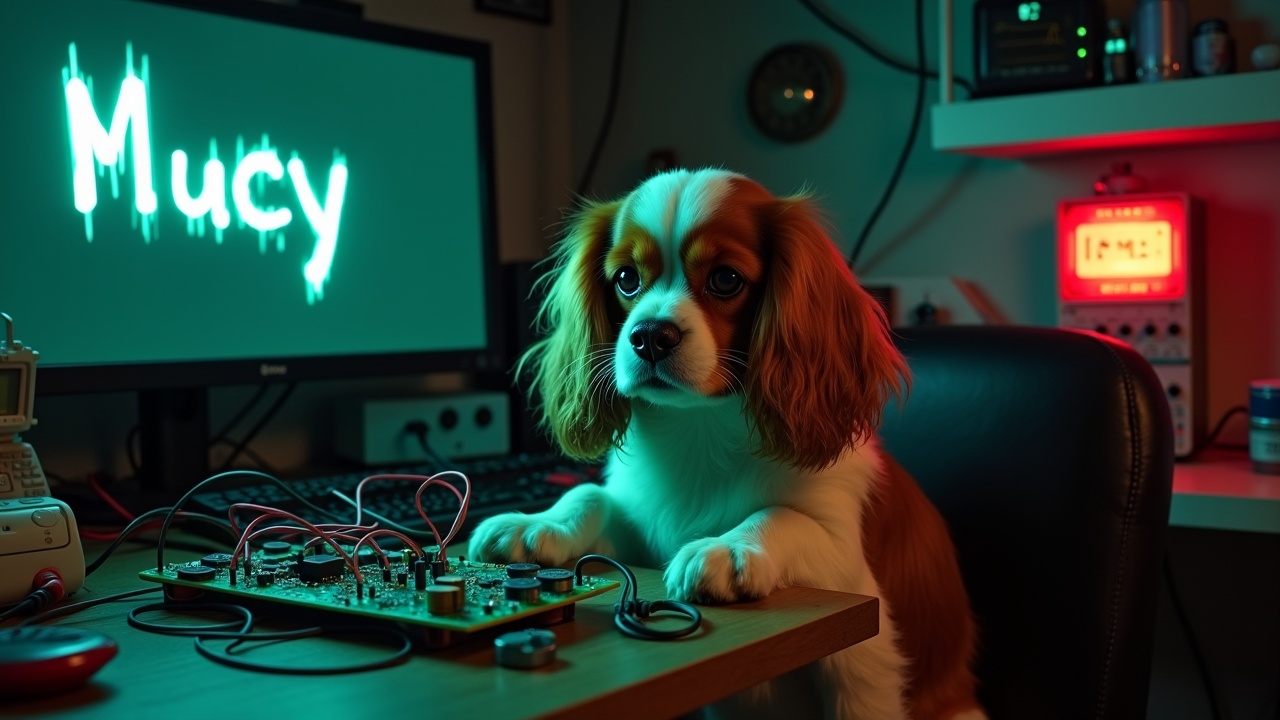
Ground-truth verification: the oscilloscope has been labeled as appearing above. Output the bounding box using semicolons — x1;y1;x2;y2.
0;313;51;499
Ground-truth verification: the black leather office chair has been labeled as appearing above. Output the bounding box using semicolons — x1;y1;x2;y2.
879;325;1175;720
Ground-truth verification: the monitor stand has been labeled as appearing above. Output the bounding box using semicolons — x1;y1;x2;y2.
136;387;210;500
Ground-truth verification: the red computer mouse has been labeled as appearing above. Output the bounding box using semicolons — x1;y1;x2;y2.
0;626;118;698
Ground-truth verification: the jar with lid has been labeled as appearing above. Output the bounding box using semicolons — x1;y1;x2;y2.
1250;380;1280;475
1193;19;1236;76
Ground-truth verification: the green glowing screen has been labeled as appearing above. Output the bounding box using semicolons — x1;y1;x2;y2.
1;0;491;369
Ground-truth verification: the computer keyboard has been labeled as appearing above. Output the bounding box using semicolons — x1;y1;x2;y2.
186;452;601;543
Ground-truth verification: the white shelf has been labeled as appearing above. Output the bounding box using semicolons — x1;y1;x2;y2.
1171;451;1280;534
931;71;1280;157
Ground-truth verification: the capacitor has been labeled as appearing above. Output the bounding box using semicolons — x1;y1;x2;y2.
506;562;541;579
397;572;408;587
200;553;233;569
536;569;575;594
435;574;466;590
424;584;463;615
262;541;292;556
414;559;428;591
177;564;216;582
503;577;541;604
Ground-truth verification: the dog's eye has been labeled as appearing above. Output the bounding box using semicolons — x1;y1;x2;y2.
614;266;641;297
707;266;744;298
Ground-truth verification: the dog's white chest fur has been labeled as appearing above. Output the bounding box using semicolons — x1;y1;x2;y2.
603;397;794;565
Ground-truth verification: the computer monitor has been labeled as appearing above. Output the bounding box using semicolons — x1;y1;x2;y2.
1;0;503;492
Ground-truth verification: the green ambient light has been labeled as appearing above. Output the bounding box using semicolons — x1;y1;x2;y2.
62;42;347;303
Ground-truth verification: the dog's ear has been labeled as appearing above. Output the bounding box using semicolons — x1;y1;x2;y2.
746;195;909;471
518;199;631;460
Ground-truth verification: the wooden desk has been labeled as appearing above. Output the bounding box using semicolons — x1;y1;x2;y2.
2;543;878;720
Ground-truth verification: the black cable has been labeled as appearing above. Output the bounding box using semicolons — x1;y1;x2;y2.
126;425;141;474
155;469;350;573
574;554;702;641
128;603;412;674
16;587;162;627
127;385;272;475
195;625;412;674
575;0;629;197
798;0;975;95
1164;553;1225;720
86;507;237;577
1186;405;1249;460
845;0;927;270
211;438;282;475
217;382;297;473
209;384;271;450
403;420;454;468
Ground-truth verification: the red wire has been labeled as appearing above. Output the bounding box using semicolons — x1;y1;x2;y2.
228;505;360;581
217;471;471;586
87;473;136;521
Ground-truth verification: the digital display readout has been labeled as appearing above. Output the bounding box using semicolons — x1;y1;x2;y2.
1057;194;1189;302
1074;221;1173;279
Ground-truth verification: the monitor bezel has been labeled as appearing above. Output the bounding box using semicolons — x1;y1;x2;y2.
35;0;507;396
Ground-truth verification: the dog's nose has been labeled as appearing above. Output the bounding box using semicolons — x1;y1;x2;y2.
630;320;681;364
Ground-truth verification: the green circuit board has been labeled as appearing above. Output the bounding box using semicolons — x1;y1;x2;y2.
139;548;618;646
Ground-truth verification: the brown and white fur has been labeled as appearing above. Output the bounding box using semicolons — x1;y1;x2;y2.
468;168;982;720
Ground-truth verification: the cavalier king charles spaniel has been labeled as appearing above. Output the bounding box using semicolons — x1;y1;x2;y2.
469;168;982;720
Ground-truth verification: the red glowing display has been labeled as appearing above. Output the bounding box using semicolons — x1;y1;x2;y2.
1058;195;1188;301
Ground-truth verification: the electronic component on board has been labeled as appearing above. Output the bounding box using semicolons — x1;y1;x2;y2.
139;552;619;650
503;577;541;604
297;554;346;583
536;569;575;594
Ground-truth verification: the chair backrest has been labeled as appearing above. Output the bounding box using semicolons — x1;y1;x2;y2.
879;325;1174;720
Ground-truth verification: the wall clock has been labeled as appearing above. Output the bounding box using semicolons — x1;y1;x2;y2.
747;43;844;143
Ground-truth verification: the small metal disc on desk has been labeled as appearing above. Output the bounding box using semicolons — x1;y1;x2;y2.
503;577;541;604
535;568;575;594
505;562;541;578
424;584;463;615
493;628;557;669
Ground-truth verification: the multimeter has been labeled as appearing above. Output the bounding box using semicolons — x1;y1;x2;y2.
0;313;51;499
1056;194;1206;458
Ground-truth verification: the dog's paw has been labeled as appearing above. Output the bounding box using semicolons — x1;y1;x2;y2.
466;512;583;567
663;535;781;603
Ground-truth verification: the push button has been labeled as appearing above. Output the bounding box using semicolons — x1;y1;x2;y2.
31;509;59;528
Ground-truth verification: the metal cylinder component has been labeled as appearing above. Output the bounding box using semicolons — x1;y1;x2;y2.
424;584;464;615
505;562;541;579
536;568;575;594
503;577;541;604
493;629;557;669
